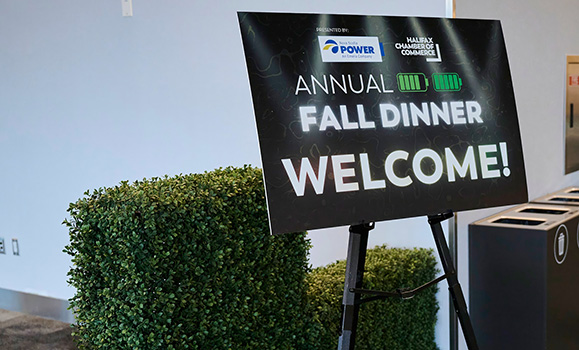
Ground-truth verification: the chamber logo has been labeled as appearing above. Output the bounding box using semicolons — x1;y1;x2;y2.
318;36;383;63
394;36;443;63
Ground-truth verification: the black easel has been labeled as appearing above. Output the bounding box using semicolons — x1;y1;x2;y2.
337;210;479;350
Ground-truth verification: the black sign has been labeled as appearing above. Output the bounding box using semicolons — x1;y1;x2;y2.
238;12;528;234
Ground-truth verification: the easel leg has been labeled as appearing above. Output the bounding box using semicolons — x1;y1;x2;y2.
337;223;374;350
429;213;479;350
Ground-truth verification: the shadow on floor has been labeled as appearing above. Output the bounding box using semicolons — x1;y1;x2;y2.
0;309;77;350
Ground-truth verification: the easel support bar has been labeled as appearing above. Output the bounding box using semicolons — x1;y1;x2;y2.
337;222;374;350
351;273;448;304
428;210;479;350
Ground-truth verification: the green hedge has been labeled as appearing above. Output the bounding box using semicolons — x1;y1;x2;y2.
308;245;439;350
65;166;439;349
64;166;318;349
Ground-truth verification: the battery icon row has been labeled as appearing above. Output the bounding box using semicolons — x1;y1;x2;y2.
397;73;429;92
432;73;462;91
396;73;463;92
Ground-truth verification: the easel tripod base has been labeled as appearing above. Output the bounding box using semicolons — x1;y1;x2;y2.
337;210;479;350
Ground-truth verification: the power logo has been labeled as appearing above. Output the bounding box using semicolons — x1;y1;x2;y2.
318;36;383;63
322;39;340;54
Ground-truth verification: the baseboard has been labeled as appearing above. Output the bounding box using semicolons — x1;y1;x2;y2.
0;288;74;323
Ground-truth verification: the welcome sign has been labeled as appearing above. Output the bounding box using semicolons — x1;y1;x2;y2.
238;12;528;234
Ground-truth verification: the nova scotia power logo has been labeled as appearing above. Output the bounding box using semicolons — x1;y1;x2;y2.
318;36;383;63
322;39;340;54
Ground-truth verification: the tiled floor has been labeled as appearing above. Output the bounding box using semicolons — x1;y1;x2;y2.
0;309;76;350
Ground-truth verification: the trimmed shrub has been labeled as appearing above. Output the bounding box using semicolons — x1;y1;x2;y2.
64;166;319;350
307;245;439;350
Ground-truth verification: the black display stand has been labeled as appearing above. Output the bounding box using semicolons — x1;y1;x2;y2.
337;210;479;350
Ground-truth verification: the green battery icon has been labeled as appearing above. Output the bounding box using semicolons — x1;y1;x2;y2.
397;73;429;92
432;73;463;91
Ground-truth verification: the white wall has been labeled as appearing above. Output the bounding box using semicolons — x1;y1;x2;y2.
0;0;453;346
455;0;579;348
